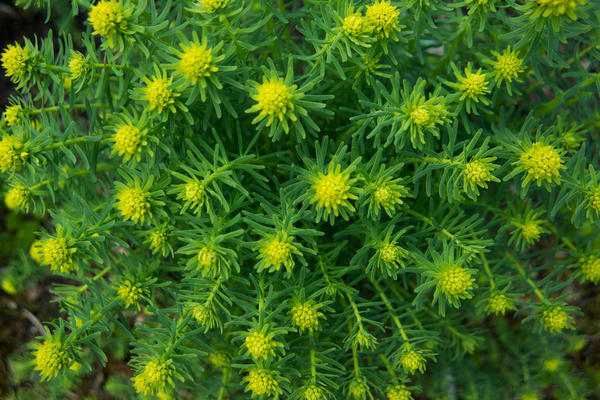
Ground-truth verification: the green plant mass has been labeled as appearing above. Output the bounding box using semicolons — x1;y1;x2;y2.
1;0;600;398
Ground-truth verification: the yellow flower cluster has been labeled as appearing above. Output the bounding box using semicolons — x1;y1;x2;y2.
303;385;327;400
365;1;400;38
519;142;564;186
132;359;174;396
342;14;365;37
248;77;295;127
534;0;584;19
439;266;474;299
379;243;402;264
42;237;75;273
32;336;70;381
191;303;212;326
0;135;23;172
68;51;88;79
208;351;229;368
196;247;217;275
485;293;514;316
399;349;426;374
464;160;495;188
580;255;600;284
142;75;177;113
387;385;413;400
3;104;24;126
373;183;404;211
197;0;228;13
291;302;324;333
257;234;297;273
5;184;30;211
89;0;126;41
457;67;489;100
492;48;523;83
115;186;151;224
117;280;146;308
176;43;218;84
244;368;280;397
521;393;539;400
244;331;276;360
183;181;205;207
311;166;356;217
1;43;31;83
111;123;148;161
541;306;571;334
588;186;600;214
349;378;369;399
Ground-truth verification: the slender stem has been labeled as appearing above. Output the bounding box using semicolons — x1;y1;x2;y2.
28;103;106;115
39;134;110;152
91;63;133;71
379;354;398;383
310;345;317;383
352;343;360;376
217;367;231;400
508;253;546;302
30;163;115;190
480;254;495;290
370;278;408;341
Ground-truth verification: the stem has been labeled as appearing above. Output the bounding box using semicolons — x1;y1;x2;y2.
508;253;546;302
217;367;231;400
310;344;317;383
30;163;115;190
370;278;408;341
65;297;121;345
91;63;133;71
379;354;398;383
28;103;107;115
480;254;495;290
38;134;110;152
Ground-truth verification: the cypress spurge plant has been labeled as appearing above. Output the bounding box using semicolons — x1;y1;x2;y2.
1;0;599;399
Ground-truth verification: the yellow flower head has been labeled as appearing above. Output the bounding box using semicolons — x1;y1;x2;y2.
196;247;217;275
142;74;177;113
379;243;402;264
587;186;600;215
291;302;324;333
349;377;369;399
175;42;218;84
310;162;357;220
4;104;24;126
147;228;168;254
244;368;280;397
343;14;365;36
117;280;147;308
543;358;561;372
208;351;230;368
410;106;430;126
492;48;523;82
115;186;151;224
0;135;23;172
520;220;542;245
365;1;400;38
184;181;205;206
399;349;426;374
464;160;495;189
257;233;297;273
534;0;584;19
248;76;296;127
580;255;600;284
30;240;45;263
457;67;489;100
111;123;148;161
438;265;475;300
5;184;30;211
197;0;228;13
32;336;70;381
132;358;174;396
485;293;514;315
519;142;564;186
1;43;31;84
42;237;75;273
521;393;539;400
244;331;276;360
387;385;413;400
1;277;17;295
541;305;572;334
191;302;213;326
304;385;327;400
89;0;126;39
68;51;89;79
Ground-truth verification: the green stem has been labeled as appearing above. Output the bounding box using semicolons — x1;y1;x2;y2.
379;353;398;383
217;367;231;400
370;278;408;341
30;163;115;190
91;63;133;71
508;254;546;302
480;254;495;290
38;134;110;152
28;103;107;115
65;297;121;345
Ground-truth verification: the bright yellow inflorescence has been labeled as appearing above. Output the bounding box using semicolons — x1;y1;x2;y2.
184;181;205;205
208;351;229;368
191;303;212;326
33;337;70;381
493;48;523;82
1;43;31;83
197;247;217;274
400;350;426;374
343;14;365;36
291;302;323;333
143;76;176;113
379;243;401;264
258;235;295;272
249;77;295;126
4;104;24;126
410;106;430;126
458;68;489;99
42;237;75;273
521;393;539;400
311;170;354;215
373;183;404;211
117;280;146;307
587;186;600;214
365;1;400;38
0;135;23;172
111;123;148;161
520;142;564;186
464;160;494;188
303;385;327;400
521;220;542;244
148;229;167;253
5;184;29;211
541;306;570;334
387;385;413;400
580;255;600;284
245;331;275;360
198;0;227;13
69;51;88;79
132;359;174;396
176;43;218;84
439;266;474;298
534;0;584;19
89;0;126;39
543;358;561;372
115;186;151;224
485;293;513;315
30;240;45;263
244;368;279;397
349;378;368;400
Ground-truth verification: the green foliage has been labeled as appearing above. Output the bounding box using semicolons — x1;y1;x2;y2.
1;0;600;399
